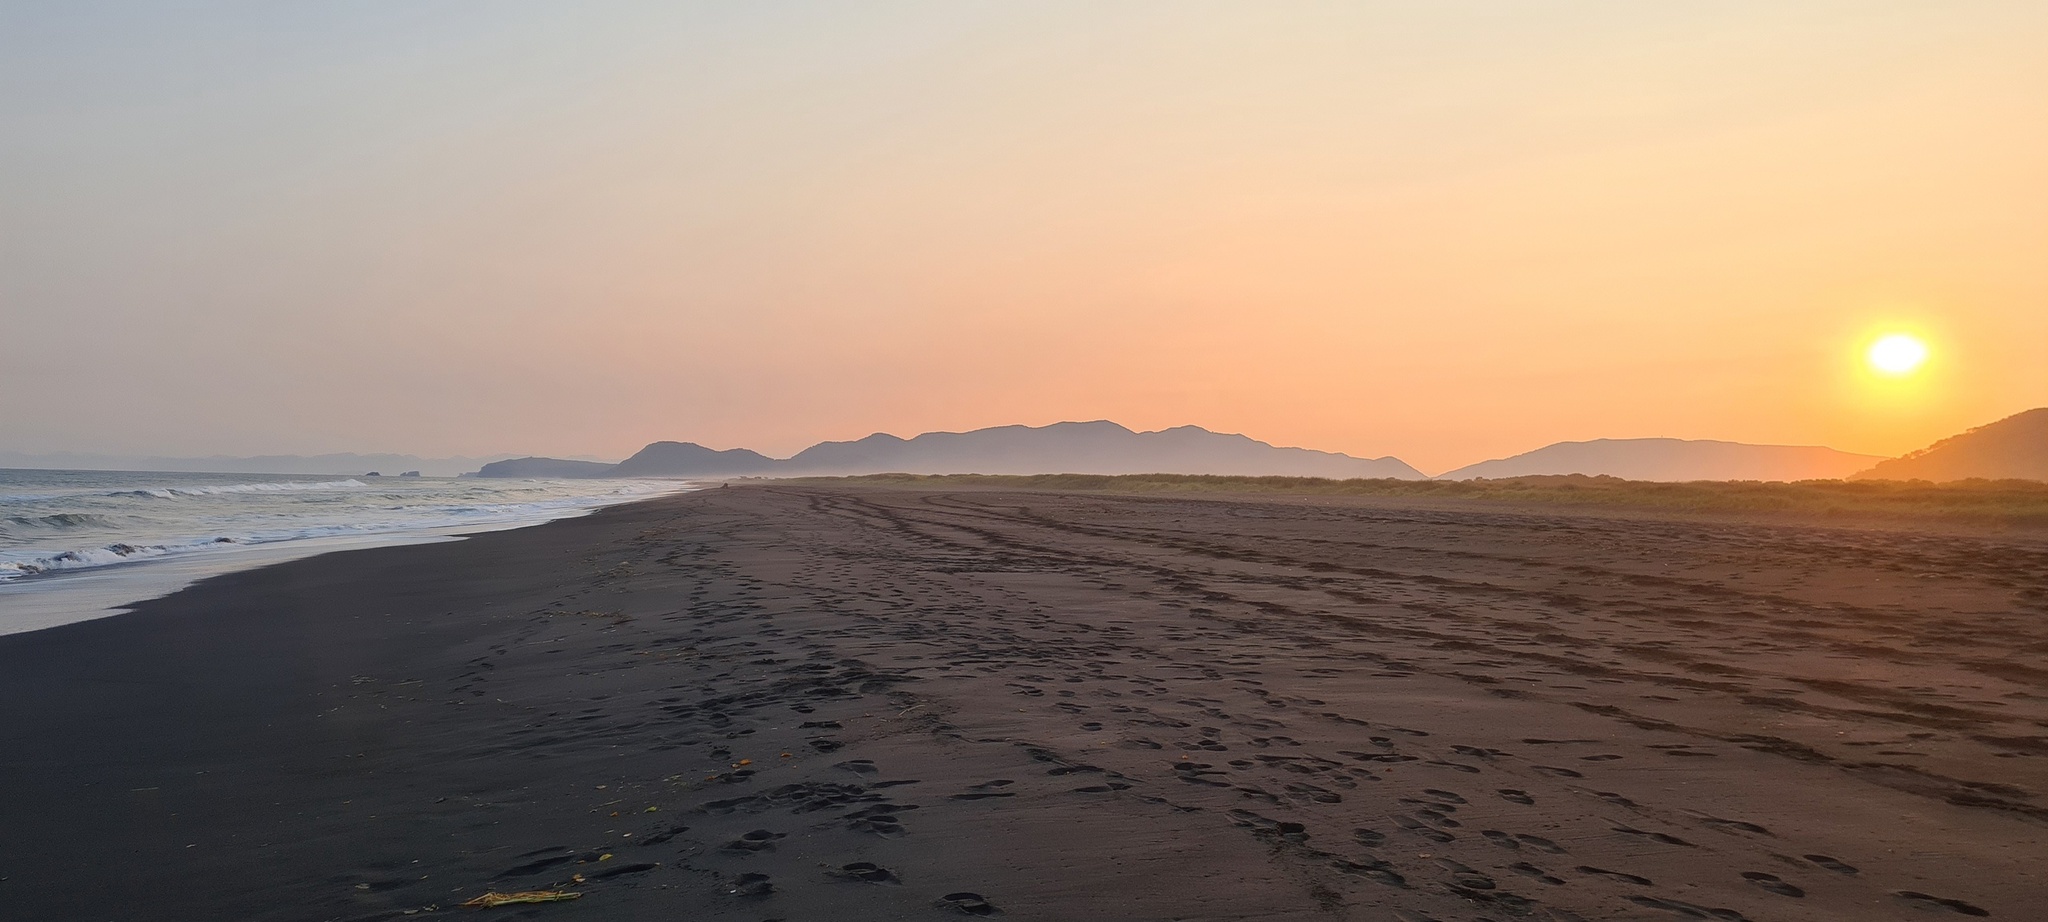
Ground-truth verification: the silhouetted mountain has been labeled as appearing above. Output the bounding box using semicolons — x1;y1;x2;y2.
1854;408;2048;482
473;457;619;478
1438;438;1881;482
783;421;1422;478
607;441;780;477
473;422;1423;479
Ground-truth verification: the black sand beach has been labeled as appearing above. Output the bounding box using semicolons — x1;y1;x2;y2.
2;485;2044;921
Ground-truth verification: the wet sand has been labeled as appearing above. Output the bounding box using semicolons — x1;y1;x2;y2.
1;484;2044;921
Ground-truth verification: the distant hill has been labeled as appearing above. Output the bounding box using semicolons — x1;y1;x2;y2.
1438;438;1882;482
1855;408;2048;482
608;441;781;477
783;421;1423;478
475;422;1424;480
473;457;619;478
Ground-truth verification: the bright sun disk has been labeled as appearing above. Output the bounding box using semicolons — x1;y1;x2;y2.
1867;333;1929;375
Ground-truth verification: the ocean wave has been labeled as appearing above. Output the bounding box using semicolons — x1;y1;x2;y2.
0;476;692;586
0;537;239;581
2;513;114;530
0;499;584;580
110;479;367;499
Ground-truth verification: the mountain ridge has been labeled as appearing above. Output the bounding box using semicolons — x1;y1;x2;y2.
467;411;2048;484
478;421;1424;480
1854;408;2048;482
1436;438;1882;482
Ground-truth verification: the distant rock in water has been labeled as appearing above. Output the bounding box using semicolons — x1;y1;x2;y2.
781;421;1423;479
473;422;1423;480
1855;408;2048;482
1438;438;1881;482
607;441;781;478
400;471;421;478
475;457;618;479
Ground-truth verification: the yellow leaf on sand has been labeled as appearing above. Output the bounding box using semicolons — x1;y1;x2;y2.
598;853;614;862
460;890;582;908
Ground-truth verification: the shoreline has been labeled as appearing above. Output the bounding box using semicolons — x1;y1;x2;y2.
1;485;2040;920
0;480;697;637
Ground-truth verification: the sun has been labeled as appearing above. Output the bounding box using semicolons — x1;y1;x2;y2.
1866;333;1928;375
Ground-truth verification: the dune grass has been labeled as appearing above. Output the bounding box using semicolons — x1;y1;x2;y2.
779;472;2048;527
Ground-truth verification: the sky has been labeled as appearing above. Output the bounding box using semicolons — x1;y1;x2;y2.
2;2;2043;475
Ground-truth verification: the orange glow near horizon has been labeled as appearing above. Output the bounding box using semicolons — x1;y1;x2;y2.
1;5;2044;474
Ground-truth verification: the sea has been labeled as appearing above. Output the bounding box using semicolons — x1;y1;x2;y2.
0;469;689;636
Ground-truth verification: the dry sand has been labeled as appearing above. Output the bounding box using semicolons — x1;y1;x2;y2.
1;484;2043;921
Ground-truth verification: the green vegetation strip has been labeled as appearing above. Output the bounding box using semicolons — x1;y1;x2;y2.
781;473;2048;526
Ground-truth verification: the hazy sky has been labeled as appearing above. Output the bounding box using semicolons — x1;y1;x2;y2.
4;2;2042;474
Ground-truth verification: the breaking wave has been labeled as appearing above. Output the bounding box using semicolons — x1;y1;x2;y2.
110;479;366;499
0;471;687;587
2;513;114;530
0;538;238;580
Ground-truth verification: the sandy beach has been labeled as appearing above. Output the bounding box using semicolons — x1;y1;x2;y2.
2;484;2043;921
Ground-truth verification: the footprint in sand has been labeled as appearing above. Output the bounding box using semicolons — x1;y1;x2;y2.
1803;854;1858;875
1228;809;1310;843
1611;826;1697;851
950;778;1015;799
1895;891;1989;916
1424;760;1481;773
1577;865;1654;886
1390;814;1454;843
720;829;785;853
1284;782;1342;804
1592;791;1639;808
1508;862;1565;885
829;862;899;884
1626;895;1746;920
935;892;999;915
1741;871;1804;897
1690;813;1772;836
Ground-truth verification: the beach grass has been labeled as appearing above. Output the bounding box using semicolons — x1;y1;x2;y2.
779;472;2048;526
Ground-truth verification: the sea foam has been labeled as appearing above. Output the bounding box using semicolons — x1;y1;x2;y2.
0;471;684;587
